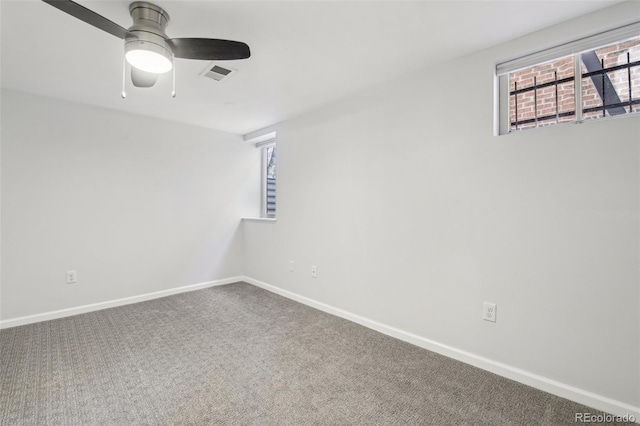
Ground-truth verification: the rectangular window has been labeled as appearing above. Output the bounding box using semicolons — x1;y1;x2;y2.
260;142;276;218
580;38;640;121
509;55;576;131
497;23;640;134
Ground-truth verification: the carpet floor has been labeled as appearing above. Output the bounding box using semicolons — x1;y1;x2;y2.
0;282;629;425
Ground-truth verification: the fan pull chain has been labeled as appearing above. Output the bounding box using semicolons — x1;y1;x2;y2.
172;59;176;98
121;58;127;99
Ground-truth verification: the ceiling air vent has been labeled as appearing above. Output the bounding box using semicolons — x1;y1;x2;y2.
202;64;235;82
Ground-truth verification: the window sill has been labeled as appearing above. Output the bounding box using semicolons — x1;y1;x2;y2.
242;217;277;223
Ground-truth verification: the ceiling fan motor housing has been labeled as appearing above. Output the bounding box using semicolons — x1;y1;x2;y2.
125;2;173;72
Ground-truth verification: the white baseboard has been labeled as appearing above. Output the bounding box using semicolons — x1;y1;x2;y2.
0;276;243;329
241;276;640;420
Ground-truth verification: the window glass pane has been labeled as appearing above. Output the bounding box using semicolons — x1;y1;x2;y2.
580;37;640;121
265;146;276;217
509;56;575;131
266;146;276;180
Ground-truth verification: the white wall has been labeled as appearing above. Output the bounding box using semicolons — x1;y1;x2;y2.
243;1;639;414
1;89;260;321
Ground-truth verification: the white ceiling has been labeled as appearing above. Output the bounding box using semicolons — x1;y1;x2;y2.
1;0;622;135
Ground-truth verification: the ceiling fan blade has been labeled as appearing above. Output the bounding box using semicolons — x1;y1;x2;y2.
42;0;134;39
131;67;159;88
168;38;250;60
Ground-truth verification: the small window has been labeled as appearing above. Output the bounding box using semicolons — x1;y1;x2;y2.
580;39;640;121
497;24;640;134
261;143;276;218
509;55;577;131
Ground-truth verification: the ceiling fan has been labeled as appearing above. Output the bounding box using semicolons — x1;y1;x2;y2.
42;0;251;92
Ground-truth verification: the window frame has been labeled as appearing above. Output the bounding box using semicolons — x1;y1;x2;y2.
496;21;640;135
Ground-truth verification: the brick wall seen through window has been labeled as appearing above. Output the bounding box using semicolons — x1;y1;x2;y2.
509;37;640;132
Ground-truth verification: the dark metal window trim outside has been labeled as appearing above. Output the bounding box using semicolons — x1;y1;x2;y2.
509;55;639;129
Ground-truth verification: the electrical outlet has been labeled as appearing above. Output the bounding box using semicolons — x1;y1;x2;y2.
483;302;496;322
66;270;77;284
288;261;294;272
311;265;318;278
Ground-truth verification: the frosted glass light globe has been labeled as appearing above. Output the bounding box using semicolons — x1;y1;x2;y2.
125;40;172;74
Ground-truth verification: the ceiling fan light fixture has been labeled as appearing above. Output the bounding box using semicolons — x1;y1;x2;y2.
43;0;251;90
125;39;173;74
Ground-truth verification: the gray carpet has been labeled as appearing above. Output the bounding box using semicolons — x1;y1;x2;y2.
0;282;631;425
